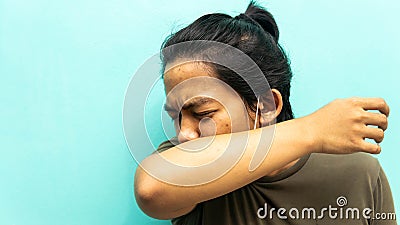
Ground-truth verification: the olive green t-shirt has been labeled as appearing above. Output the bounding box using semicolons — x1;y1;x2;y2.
156;139;396;225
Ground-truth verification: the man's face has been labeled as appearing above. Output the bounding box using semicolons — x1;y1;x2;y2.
163;61;256;143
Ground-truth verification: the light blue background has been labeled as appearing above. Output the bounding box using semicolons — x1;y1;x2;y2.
0;0;398;224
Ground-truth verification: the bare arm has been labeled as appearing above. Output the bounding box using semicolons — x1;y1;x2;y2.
134;97;389;219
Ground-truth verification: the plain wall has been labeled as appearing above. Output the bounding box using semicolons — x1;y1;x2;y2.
0;0;398;224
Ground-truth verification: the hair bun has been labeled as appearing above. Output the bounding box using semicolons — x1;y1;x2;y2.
244;1;279;42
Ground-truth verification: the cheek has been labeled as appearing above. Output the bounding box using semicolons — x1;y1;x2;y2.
219;100;252;132
215;120;231;134
212;107;250;134
212;113;232;134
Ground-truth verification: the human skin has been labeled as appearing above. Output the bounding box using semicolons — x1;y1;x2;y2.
134;61;389;220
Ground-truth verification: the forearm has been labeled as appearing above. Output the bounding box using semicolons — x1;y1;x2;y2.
135;97;390;219
135;117;315;218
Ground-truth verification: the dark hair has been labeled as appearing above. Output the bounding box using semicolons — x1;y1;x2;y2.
161;1;294;122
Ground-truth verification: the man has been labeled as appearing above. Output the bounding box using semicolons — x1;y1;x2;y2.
135;2;395;224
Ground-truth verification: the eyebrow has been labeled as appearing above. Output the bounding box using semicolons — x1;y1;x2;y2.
164;97;214;112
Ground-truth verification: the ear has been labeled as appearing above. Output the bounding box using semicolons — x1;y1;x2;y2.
259;89;283;126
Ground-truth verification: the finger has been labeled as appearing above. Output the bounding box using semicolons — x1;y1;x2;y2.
363;111;388;131
356;97;390;117
362;126;385;143
359;141;381;154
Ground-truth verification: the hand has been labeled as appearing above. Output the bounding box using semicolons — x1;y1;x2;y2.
304;97;390;154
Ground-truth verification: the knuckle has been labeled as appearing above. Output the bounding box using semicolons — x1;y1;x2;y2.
349;135;360;146
352;110;364;122
381;114;388;124
349;97;359;105
359;111;368;121
378;129;385;140
353;124;363;133
348;123;359;135
376;145;382;154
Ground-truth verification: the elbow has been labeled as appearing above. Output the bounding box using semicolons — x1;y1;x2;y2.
135;180;161;211
134;169;169;219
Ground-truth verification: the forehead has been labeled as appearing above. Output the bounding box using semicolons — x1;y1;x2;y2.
163;61;214;93
163;62;241;110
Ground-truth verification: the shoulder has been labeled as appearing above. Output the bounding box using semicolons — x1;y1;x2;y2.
310;152;380;168
308;152;382;182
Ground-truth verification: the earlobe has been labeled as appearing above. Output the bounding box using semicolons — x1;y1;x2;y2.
260;111;276;126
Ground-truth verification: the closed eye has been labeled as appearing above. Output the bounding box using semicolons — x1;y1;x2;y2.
193;110;216;118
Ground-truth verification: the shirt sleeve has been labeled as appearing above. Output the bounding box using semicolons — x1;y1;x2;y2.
154;137;179;154
371;165;397;224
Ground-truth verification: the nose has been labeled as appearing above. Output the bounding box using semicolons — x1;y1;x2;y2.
177;115;200;143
